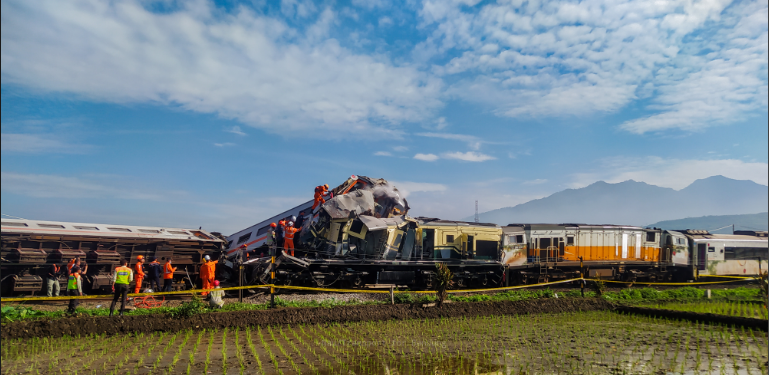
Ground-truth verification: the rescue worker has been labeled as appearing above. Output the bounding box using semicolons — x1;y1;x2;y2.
74;257;88;276
110;259;133;317
294;211;306;229
147;257;162;292
66;257;76;275
134;255;145;294
208;280;225;309
311;184;328;211
47;263;61;297
66;266;83;313
284;221;299;256
200;255;218;296
163;258;177;292
275;220;285;250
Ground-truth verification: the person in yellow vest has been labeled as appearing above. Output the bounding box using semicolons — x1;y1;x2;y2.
110;259;133;317
66;266;83;313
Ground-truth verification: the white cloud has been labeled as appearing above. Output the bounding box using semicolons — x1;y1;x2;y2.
569;157;768;190
416;132;482;150
374;151;392;156
1;133;92;154
419;0;767;133
392;146;408;152
441;151;495;162
1;0;442;140
414;153;439;161
522;179;548;185
226;126;247;136
0;172;168;200
214;142;236;147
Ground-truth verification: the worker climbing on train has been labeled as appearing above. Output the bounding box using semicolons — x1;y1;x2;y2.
110;259;133;317
163;258;177;292
200;255;218;296
284;221;299;257
311;184;330;211
133;255;145;294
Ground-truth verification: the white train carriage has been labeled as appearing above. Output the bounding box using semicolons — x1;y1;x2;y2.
679;230;769;277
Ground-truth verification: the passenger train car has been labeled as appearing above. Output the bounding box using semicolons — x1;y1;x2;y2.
0;219;225;295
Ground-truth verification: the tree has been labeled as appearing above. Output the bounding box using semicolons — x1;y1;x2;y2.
435;263;454;307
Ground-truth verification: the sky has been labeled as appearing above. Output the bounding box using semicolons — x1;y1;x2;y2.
1;0;767;235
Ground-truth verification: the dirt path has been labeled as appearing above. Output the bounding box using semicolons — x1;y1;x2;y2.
2;298;611;339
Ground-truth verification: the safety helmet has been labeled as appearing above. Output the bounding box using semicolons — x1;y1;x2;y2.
213;280;220;286
137;255;144;260
279;220;285;225
323;184;329;189
204;255;211;261
290;216;296;222
288;221;294;226
270;222;277;228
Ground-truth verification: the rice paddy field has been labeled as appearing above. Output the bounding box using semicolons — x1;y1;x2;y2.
635;300;769;320
2;310;767;375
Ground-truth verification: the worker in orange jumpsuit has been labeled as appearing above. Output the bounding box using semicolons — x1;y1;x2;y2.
284;221;300;257
311;184;329;210
200;255;218;296
163;258;177;292
133;255;145;293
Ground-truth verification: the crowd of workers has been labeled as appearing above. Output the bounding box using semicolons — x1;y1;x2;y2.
48;254;224;316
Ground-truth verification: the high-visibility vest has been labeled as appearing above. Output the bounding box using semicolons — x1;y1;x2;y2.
285;227;297;240
67;275;79;290
115;266;131;284
163;263;175;279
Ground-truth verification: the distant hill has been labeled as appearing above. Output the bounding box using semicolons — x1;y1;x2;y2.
468;176;768;226
647;212;768;234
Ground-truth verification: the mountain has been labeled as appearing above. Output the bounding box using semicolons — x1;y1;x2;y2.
647;212;768;234
469;176;768;226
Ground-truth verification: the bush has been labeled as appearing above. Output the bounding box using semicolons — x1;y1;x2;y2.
393;293;415;304
169;295;205;319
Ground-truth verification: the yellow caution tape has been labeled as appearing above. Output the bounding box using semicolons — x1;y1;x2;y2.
585;278;752;286
0;284;273;302
448;278;584;293
698;275;757;279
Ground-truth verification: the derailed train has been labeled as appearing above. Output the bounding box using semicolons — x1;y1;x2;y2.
0;219;225;295
227;176;769;288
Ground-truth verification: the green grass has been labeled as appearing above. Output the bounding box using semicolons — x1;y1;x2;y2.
602;286;763;301
641;300;769;319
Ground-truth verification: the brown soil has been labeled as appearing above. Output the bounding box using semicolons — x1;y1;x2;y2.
2;298;611;340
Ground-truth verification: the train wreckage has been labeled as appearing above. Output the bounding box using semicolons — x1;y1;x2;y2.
1;175;767;295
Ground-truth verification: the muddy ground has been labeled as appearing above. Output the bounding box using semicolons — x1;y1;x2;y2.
2;298;611;340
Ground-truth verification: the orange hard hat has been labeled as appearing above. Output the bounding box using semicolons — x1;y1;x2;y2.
137;255;144;260
323;184;329;189
270;222;277;228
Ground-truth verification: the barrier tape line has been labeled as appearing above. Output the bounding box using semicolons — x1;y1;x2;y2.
0;284;273;302
0;274;757;302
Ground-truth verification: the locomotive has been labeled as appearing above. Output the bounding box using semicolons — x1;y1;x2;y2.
0;219;225;295
228;176;768;289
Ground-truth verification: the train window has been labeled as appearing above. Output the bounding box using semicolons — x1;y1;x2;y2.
567;236;574;245
255;225;271;236
139;229;160;233
38;223;65;229
108;227;131;232
725;247;766;260
167;230;188;235
708;247;715;252
516;235;523;243
236;233;251;244
446;235;454;243
2;222;28;227
677;238;686;245
75;226;99;230
646;232;656;242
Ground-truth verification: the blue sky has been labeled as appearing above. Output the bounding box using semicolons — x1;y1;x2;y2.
1;0;767;234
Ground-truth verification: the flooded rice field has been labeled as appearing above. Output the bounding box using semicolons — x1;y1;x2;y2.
2;310;767;375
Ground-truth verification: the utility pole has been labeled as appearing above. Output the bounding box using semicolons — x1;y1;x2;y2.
474;200;479;223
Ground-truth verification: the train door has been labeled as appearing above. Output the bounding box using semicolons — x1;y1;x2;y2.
697;243;707;271
621;232;629;259
635;233;642;259
422;229;435;259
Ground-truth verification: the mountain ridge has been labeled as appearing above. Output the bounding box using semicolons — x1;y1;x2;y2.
466;176;768;226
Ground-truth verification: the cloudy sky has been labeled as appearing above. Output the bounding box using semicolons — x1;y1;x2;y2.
2;0;767;234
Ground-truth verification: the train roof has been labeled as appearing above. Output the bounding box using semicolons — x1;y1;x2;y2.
678;231;769;242
504;223;646;230
415;217;499;227
1;219;224;242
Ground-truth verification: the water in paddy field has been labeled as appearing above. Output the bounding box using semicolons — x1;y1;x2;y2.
1;310;766;374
